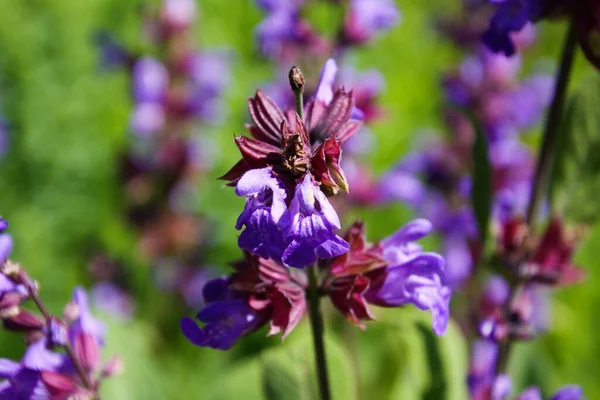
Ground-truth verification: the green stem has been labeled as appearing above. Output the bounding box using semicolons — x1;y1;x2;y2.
525;15;578;227
307;266;332;400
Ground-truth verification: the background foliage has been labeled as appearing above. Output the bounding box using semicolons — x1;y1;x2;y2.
0;0;598;398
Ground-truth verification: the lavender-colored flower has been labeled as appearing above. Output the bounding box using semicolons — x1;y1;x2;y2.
188;51;231;121
0;340;65;399
0;233;13;263
256;8;299;57
91;282;135;321
129;102;166;136
343;0;401;45
132;58;168;104
281;175;349;268
365;219;451;335
0;218;7;232
468;340;499;399
235;168;287;263
550;386;584;400
161;0;197;30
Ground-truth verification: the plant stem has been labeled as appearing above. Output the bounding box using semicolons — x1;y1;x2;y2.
495;15;578;376
28;284;95;392
525;15;578;227
307;266;332;400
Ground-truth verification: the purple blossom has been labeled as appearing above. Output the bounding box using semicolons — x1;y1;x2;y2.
482;0;543;56
181;299;261;350
91;282;135;321
0;340;65;399
129;102;166;136
343;0;401;45
235;168;287;263
188;51;231;121
132;58;168;103
280;175;349;268
161;0;197;30
0;233;13;264
256;8;299;57
365;219;451;335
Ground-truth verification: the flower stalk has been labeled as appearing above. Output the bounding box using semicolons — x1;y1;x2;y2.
307;265;332;400
495;14;579;376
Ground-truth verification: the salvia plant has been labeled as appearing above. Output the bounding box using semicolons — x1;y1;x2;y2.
0;0;598;398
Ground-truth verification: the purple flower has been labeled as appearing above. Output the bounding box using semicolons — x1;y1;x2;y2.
0;218;7;232
181;299;261;350
0;340;65;399
550;386;583;400
365;219;451;335
280;175;349;268
68;288;106;372
161;0;197;30
482;0;543;56
188;51;231;121
0;233;13;264
235;168;287;262
256;9;299;57
132;58;168;104
129;102;165;136
91;282;135;321
343;0;401;45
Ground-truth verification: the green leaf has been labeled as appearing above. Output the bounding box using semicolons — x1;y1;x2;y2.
551;73;600;223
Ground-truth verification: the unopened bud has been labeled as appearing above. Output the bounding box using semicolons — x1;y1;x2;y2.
3;310;44;332
288;66;305;93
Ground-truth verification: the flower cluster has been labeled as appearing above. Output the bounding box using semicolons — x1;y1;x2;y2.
181;60;451;350
0;218;121;399
94;0;232;313
221;59;360;268
483;0;600;69
181;218;450;350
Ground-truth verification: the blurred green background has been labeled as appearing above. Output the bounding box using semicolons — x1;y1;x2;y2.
0;0;598;398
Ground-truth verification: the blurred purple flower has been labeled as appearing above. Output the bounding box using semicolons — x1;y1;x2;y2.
133;57;168;103
161;0;197;30
91;282;135;321
482;0;542;56
343;0;401;45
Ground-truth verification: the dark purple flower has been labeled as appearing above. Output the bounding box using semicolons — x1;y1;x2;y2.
256;8;299;57
280;175;349;268
482;0;543;56
0;218;7;233
181;254;307;350
342;0;401;45
181;299;261;350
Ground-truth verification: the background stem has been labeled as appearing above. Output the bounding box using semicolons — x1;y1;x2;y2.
495;15;578;376
525;16;578;227
307;266;332;400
